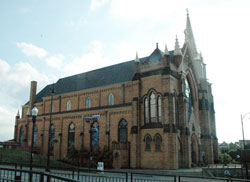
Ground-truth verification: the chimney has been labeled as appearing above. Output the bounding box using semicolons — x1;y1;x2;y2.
29;81;37;109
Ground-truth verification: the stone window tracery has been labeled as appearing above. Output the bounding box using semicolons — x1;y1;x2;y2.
68;123;75;150
144;91;162;124
145;134;152;151
86;97;91;108
154;134;162;151
118;119;128;143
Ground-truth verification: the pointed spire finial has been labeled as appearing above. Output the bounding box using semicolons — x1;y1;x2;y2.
164;44;169;55
156;43;158;49
135;52;140;62
16;110;20;117
174;36;182;56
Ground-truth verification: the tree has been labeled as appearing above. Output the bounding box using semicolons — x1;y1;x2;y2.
219;152;232;165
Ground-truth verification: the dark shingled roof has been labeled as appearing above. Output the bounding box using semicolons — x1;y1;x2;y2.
30;48;174;104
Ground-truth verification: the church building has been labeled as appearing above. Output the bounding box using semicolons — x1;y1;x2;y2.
14;12;218;169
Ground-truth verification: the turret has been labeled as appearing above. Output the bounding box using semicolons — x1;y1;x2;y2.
174;36;183;67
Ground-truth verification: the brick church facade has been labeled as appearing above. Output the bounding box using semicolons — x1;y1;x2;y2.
14;13;218;169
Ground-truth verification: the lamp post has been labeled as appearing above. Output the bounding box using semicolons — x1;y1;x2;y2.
241;113;250;179
46;84;55;173
29;106;38;182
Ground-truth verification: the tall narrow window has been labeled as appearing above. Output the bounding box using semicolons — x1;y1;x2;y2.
67;100;71;111
157;96;162;123
50;124;55;155
118;119;128;143
150;93;156;123
86;97;91;108
33;124;38;146
19;126;24;146
108;93;114;106
154;134;162;151
68;123;75;150
144;98;149;124
145;134;152;151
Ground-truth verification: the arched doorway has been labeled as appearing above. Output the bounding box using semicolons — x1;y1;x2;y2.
191;134;199;165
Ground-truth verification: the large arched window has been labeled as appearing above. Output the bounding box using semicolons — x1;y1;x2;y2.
33;124;38;146
68;123;75;150
144;98;149;124
19;126;24;146
157;96;162;123
67;100;71;111
86;97;91;108
108;93;114;106
150;93;156;123
118;119;128;143
49;124;55;155
154;134;162;151
145;134;152;151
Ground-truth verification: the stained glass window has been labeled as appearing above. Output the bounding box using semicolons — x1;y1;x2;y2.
68;123;75;150
119;119;128;143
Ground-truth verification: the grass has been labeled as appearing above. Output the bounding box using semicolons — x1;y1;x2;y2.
0;149;75;170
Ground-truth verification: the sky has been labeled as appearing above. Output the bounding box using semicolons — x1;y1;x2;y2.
0;0;250;144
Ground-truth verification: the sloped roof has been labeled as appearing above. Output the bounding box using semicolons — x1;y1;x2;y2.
31;47;174;104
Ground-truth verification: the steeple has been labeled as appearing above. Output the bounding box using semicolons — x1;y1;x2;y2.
184;9;197;55
16;110;20;118
135;52;140;62
174;36;182;56
164;44;169;55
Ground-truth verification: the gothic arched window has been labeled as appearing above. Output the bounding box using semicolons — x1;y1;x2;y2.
144;98;149;124
145;134;152;151
67;100;71;111
118;119;128;143
68;123;75;150
108;93;114;106
33;124;38;146
19;126;24;146
157;96;162;123
86;97;91;108
49;124;55;155
150;93;156;123
154;134;162;151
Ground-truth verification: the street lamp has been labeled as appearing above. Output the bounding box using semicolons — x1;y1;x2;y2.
241;113;250;179
46;84;55;173
29;106;38;182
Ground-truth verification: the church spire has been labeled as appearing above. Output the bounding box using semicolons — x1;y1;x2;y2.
174;36;182;56
16;110;20;118
135;52;140;62
184;9;197;55
164;44;169;55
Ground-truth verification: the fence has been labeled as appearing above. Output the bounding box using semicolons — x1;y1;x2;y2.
1;164;250;182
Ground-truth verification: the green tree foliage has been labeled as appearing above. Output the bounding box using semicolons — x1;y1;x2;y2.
219;152;232;165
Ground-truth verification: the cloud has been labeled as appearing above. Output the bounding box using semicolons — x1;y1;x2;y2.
16;42;48;59
0;106;15;141
45;54;65;69
64;17;88;31
90;0;109;11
